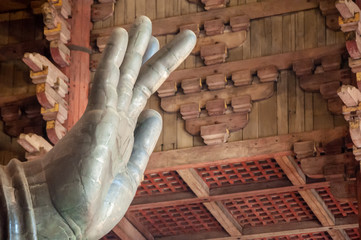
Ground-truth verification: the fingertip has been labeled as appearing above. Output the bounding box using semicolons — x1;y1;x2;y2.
137;109;162;130
142;37;160;64
134;15;152;26
181;29;197;44
103;27;128;67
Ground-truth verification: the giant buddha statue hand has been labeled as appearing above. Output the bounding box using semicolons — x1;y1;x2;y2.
0;16;196;239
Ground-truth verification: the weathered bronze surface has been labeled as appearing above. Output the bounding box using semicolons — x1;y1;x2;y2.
0;16;196;239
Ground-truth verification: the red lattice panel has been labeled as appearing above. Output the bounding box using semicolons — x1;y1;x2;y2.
223;191;315;228
316;187;358;217
130;203;223;237
345;228;360;240
136;171;189;196
196;158;286;188
255;231;331;240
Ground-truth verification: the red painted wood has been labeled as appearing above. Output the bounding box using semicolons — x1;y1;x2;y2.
66;0;92;130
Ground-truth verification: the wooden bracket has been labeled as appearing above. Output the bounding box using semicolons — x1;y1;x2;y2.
200;42;227;65
181;78;202;94
204;19;224;36
180;103;200;120
301;152;358;201
180;23;200;36
50;40;71;67
201;0;229;10
319;0;340;30
200;123;229;145
294;141;316;159
46;119;66;144
293;58;314;76
91;2;114;22
206;98;227;116
44;22;71;43
299;69;350;92
41;102;67;124
0;98;44;137
186;112;248;136
160;82;274;112
157;80;177;98
232;69;252;86
206;74;227;90
257;65;279;82
17;133;53;161
230;15;250;31
23;53;68;144
294;54;350;115
231;95;252;113
34;0;71;18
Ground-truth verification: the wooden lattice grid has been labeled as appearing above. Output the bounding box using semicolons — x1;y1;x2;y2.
130;203;223;237
136;171;189;196
345;228;360;240
222;191;316;228
316;187;358;217
195;158;286;188
255;231;331;240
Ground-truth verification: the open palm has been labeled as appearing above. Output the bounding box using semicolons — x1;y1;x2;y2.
27;16;196;239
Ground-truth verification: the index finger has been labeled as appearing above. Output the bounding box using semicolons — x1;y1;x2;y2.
87;28;128;111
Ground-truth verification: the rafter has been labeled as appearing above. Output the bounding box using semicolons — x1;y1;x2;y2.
112;217;146;240
274;155;349;239
125;213;154;240
177;168;243;236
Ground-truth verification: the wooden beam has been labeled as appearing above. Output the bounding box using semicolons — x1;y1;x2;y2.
241;215;357;240
112;217;146;240
130;180;330;210
275;155;347;239
0;94;36;107
177;169;242;236
0;0;29;13
0;40;48;62
125;213;154;240
0;10;33;23
177;168;209;197
157;215;358;240
157;231;228;240
146;127;348;173
166;44;345;84
91;0;318;38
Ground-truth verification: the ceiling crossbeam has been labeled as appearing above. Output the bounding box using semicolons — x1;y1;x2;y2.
275;155;350;240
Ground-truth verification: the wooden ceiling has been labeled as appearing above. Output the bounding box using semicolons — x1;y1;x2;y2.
0;0;361;239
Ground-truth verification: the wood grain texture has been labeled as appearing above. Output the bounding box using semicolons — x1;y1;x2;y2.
166;44;345;84
91;0;318;38
146;126;348;173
